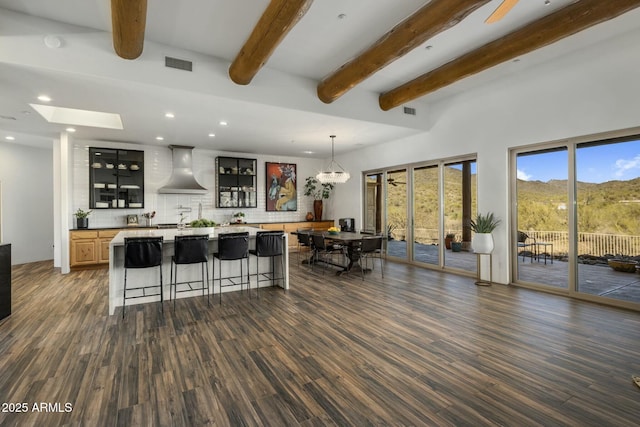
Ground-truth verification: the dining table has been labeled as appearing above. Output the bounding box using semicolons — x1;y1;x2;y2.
296;230;370;275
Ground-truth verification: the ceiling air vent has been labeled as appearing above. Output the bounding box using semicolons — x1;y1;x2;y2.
165;56;193;72
403;106;416;116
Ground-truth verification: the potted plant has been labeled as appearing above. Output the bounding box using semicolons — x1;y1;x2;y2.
233;212;245;224
607;255;638;273
303;177;333;221
74;208;91;229
445;233;456;250
469;212;501;254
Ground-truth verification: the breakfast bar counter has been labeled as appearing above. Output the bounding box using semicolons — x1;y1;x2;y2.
108;226;289;315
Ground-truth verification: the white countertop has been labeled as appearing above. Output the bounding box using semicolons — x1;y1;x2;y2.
110;226;263;246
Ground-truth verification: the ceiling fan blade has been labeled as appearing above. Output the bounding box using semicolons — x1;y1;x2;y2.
485;0;519;24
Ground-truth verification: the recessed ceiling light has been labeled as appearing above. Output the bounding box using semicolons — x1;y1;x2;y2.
5;136;15;141
37;95;52;102
513;58;521;63
66;127;76;132
219;121;228;126
303;150;313;154
208;133;215;138
156;136;164;141
425;45;433;50
338;13;347;19
165;112;175;118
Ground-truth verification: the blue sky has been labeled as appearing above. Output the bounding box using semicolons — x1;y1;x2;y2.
517;139;640;184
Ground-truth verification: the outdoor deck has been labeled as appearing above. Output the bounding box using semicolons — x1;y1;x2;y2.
386;240;640;305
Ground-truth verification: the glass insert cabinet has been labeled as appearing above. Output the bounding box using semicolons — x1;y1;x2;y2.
89;147;144;209
216;156;257;208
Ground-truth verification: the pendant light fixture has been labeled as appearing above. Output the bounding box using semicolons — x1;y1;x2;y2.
316;135;350;184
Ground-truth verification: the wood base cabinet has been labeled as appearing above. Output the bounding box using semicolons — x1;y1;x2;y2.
70;229;121;268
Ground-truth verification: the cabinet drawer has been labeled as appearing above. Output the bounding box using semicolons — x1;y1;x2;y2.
98;229;120;239
70;230;98;239
260;223;284;231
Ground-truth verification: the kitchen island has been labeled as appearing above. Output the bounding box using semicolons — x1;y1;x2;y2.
108;226;289;315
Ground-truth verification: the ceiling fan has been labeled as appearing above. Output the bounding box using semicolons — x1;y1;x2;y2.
387;178;406;187
485;0;519;24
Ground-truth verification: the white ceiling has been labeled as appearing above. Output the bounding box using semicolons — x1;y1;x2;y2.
0;0;639;157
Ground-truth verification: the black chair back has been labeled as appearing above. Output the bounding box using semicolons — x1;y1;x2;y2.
517;231;528;244
339;218;355;232
125;237;163;268
255;231;284;257
361;236;382;253
175;235;209;264
312;233;327;250
217;232;249;260
296;228;312;246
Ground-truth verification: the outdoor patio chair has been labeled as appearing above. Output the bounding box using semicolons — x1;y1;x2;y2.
517;231;536;263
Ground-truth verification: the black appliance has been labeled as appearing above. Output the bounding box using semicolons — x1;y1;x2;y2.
339;218;355;232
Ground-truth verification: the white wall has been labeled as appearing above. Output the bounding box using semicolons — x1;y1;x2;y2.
332;25;640;284
70;141;327;228
0;140;54;264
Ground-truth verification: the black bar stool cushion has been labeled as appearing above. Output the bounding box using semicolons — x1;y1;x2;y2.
251;231;284;257
174;235;209;264
215;232;249;260
125;237;163;268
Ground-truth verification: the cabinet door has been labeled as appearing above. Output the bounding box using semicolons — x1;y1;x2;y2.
97;230;119;264
117;149;144;208
216;157;256;208
90;148;118;209
71;239;98;266
90;147;144;209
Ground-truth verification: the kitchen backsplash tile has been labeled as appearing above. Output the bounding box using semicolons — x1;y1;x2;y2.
72;141;326;228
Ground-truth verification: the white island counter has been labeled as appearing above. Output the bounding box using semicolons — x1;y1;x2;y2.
108;226;289;315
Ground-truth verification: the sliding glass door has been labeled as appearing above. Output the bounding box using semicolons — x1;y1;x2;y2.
514;148;569;289
513;134;640;309
412;165;439;266
363;156;477;273
576;137;640;304
442;160;476;273
386;169;408;261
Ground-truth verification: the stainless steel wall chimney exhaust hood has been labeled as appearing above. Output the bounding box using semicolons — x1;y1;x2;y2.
158;145;208;194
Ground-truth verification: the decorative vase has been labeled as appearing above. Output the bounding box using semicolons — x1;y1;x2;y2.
306;212;314;221
76;218;88;229
313;200;323;221
471;233;494;254
451;241;462;252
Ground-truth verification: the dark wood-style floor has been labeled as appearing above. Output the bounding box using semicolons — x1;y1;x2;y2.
1;259;640;426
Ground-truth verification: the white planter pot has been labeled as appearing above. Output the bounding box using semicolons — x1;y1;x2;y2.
472;233;494;254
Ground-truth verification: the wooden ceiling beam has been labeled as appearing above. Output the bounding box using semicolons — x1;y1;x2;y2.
111;0;147;60
379;0;640;111
229;0;314;85
317;0;491;104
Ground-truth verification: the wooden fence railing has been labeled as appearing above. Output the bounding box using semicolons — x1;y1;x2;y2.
397;228;640;257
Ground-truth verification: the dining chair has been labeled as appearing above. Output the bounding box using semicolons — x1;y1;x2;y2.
311;233;344;274
359;235;384;280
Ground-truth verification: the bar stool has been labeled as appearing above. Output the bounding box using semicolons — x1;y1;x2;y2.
123;236;164;318
170;234;210;309
250;231;284;297
213;232;249;304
